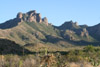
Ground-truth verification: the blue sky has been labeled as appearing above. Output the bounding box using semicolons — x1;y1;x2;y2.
0;0;100;26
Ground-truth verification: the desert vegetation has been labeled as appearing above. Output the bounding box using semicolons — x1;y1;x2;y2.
0;45;100;67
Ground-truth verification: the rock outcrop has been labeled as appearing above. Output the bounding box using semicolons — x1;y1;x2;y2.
58;21;80;30
15;10;48;25
62;30;75;40
28;16;36;22
81;28;89;37
16;12;23;24
75;22;78;26
17;12;23;19
27;10;36;22
42;17;48;26
27;10;36;16
36;13;42;23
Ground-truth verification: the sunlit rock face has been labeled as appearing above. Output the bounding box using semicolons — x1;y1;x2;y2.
17;12;23;19
42;17;48;26
15;10;49;24
81;28;89;37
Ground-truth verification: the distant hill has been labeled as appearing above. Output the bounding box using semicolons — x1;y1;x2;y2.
0;10;100;50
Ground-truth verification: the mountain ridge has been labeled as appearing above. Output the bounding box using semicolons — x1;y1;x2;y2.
0;10;100;48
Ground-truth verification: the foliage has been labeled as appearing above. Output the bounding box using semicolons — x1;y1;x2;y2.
0;45;100;67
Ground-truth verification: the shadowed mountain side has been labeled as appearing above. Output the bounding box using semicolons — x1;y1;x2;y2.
41;35;100;46
68;40;100;46
0;39;32;55
87;23;100;41
41;35;63;43
0;18;21;29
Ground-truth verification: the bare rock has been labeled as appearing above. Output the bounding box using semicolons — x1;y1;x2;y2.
16;10;49;24
81;28;89;37
17;12;23;19
75;22;78;26
28;16;36;22
36;13;42;23
42;17;48;26
63;30;75;40
16;12;23;24
27;10;36;16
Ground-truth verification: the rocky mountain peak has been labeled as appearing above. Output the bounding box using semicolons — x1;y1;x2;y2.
0;10;49;29
62;20;79;27
16;10;48;24
58;20;80;30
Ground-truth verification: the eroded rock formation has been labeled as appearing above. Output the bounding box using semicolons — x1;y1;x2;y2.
81;28;89;37
15;10;49;25
42;17;48;26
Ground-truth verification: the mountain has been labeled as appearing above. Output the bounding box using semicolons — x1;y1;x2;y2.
0;10;48;29
0;10;100;50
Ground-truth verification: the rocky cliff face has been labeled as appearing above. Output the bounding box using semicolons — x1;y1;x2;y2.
17;10;48;24
80;28;89;37
62;30;76;40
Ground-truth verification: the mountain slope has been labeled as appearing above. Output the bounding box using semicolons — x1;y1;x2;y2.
0;39;31;55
